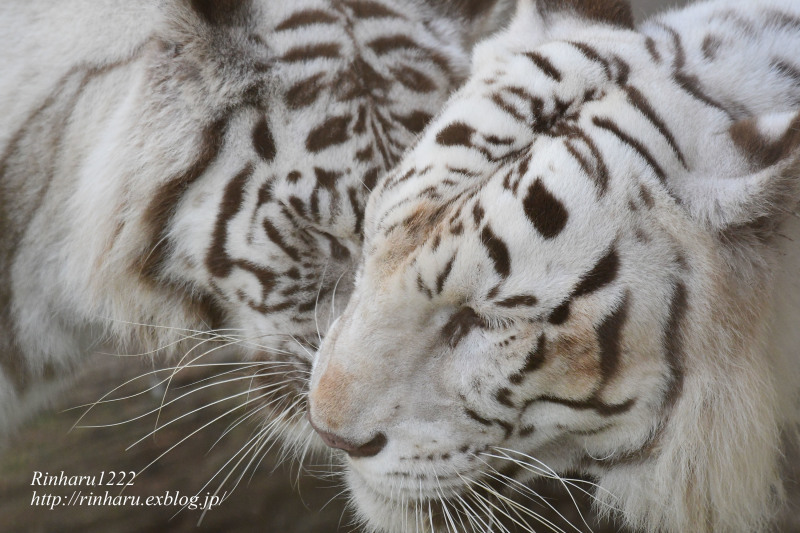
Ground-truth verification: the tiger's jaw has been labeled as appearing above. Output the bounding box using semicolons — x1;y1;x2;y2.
326;409;630;533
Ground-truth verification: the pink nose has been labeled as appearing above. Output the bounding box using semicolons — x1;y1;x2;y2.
308;415;387;458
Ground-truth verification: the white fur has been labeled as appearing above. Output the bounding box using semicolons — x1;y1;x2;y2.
308;1;800;531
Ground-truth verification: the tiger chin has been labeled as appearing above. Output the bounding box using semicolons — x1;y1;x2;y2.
0;0;516;439
307;0;800;531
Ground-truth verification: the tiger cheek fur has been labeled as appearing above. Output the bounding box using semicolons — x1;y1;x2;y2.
308;0;800;532
0;0;515;437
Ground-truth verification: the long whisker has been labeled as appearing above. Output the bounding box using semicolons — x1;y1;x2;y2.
476;452;588;533
488;447;621;513
121;381;291;445
75;372;291;430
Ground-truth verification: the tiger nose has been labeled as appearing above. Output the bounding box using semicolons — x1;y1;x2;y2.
307;414;387;458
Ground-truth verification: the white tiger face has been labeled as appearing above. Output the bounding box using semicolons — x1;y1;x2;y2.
308;0;800;530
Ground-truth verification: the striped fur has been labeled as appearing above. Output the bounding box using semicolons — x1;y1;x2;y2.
308;1;800;531
0;0;514;434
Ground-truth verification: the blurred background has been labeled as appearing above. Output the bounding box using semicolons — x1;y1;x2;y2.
4;2;735;532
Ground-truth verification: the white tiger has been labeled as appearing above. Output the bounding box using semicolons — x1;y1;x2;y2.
0;0;516;433
307;0;800;531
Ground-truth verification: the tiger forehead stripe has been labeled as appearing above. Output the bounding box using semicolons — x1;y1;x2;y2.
522;51;562;82
522;178;568;239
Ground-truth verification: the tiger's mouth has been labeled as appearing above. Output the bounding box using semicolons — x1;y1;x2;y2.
345;455;555;533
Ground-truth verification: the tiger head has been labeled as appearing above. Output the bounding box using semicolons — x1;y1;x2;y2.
0;0;513;433
308;0;800;531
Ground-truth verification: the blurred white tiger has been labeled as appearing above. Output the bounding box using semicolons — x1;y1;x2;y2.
307;0;800;531
0;0;515;434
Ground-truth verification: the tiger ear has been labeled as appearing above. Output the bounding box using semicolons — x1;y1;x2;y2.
676;111;800;237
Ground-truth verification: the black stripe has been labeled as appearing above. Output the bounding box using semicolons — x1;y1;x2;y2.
281;43;341;63
573;247;619;299
496;294;538;307
772;58;800;86
465;408;492;426
275;9;338;31
146;115;229;278
435;255;456;294
262;219;301;262
523;51;562;82
510;335;545;384
522;178;569;239
206;164;254;278
568;41;611;78
662;282;687;412
480;225;511;278
563;130;609;195
592;116;667;182
596;292;630;389
625;86;687;168
528;395;635;416
368;35;420;55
